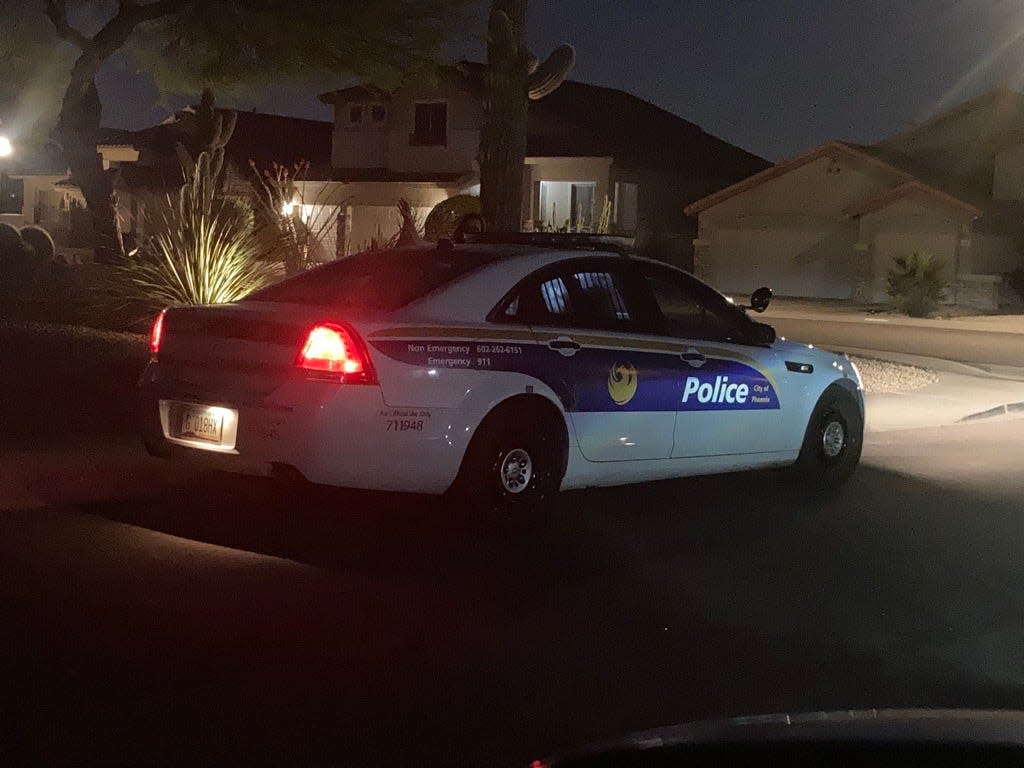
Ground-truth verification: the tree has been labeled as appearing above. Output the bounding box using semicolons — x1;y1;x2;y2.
477;0;573;232
5;0;470;263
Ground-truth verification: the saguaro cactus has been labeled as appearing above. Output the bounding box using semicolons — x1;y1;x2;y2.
477;0;574;232
174;89;237;189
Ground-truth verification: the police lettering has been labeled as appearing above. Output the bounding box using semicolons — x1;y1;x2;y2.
682;376;749;405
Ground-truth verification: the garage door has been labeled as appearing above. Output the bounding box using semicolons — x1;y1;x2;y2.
709;227;858;299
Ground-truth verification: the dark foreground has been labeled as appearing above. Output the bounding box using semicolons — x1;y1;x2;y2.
2;417;1023;766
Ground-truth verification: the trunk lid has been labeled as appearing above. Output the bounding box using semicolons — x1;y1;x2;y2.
155;302;349;403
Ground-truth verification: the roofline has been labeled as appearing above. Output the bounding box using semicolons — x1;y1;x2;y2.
683;141;915;215
843;181;982;219
876;87;1022;148
524;155;614;163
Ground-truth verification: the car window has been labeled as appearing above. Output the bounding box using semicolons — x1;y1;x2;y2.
496;260;646;332
569;270;632;324
539;276;572;316
640;262;741;341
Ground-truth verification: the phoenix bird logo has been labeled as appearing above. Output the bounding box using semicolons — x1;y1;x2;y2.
608;363;638;405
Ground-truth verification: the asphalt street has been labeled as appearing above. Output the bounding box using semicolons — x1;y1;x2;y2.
2;417;1023;766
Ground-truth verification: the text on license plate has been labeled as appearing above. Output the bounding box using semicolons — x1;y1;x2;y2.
179;408;224;443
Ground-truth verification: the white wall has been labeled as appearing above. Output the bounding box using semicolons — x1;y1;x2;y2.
344;203;435;254
859;197;967;300
17;174;71;221
709;224;858;299
332;102;388;168
331;83;482;175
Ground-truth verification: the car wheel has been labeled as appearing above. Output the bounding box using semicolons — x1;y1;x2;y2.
449;401;566;517
792;385;863;489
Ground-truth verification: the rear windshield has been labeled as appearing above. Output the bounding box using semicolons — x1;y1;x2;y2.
246;247;498;311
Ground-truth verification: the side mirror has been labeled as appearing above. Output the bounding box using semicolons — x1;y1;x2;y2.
749;286;773;313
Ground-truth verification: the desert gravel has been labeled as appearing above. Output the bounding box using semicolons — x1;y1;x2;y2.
850;356;939;394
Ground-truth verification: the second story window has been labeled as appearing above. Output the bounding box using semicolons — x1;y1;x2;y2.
348;104;364;124
371;104;386;123
411;102;447;146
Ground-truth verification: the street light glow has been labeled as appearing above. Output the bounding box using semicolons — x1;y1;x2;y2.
0;136;11;158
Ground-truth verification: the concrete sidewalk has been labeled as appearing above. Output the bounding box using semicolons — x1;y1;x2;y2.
865;371;1024;432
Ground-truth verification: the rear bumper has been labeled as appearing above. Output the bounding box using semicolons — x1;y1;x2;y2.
138;367;466;494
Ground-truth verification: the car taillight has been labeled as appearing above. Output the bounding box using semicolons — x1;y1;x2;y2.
149;309;166;357
297;322;376;383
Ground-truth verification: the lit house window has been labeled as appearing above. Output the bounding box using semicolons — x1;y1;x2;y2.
411;102;447;146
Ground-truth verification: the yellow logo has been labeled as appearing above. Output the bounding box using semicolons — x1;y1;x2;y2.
608;363;638;405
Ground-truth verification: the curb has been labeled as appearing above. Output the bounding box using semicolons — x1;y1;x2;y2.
823;346;1024;382
959;402;1024;423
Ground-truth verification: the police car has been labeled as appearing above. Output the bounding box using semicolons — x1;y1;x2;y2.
138;234;864;511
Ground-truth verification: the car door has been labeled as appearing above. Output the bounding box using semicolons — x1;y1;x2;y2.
636;261;792;458
498;257;680;462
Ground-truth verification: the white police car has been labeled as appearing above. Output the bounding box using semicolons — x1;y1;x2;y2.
138;235;864;511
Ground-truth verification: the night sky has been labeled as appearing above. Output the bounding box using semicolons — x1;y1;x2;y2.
95;0;1024;161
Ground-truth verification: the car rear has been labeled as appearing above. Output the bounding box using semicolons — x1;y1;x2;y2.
137;246;505;493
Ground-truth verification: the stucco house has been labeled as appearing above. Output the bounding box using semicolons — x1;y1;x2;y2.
13;71;766;267
317;67;768;263
8;109;334;255
686;89;1024;309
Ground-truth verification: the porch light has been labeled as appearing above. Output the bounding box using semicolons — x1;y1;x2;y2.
0;136;12;158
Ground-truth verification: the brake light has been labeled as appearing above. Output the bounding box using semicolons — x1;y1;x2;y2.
297;322;376;383
149;309;166;356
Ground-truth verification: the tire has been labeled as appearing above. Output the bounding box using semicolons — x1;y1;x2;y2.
448;400;566;517
792;385;863;490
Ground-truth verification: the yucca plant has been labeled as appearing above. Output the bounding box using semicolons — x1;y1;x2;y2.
115;151;278;312
886;252;948;317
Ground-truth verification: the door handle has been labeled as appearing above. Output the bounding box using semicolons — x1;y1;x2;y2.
547;336;581;357
680;348;706;368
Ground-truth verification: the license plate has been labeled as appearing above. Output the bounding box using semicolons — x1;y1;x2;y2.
176;406;225;443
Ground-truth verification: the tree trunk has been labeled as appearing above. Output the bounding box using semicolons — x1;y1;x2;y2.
59;79;123;264
478;0;529;233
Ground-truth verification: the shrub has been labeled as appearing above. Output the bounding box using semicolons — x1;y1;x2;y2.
0;222;23;256
886;252;948;317
114;152;278;312
424;195;480;241
20;225;57;263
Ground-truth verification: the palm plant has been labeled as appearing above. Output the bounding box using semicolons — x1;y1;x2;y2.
886;252;948;317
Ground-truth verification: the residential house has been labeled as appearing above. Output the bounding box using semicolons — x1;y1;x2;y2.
317;67;768;263
14;71;767;268
12;109;334;255
686;89;1024;309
